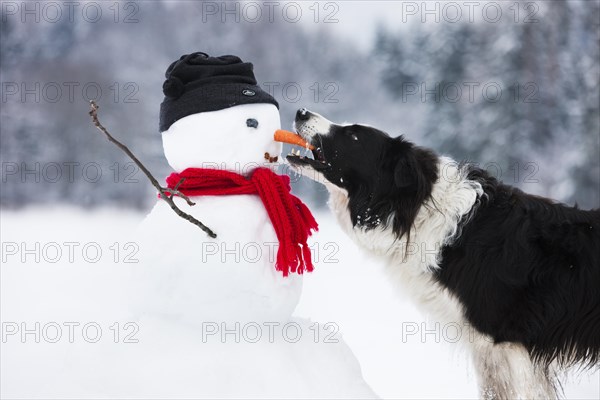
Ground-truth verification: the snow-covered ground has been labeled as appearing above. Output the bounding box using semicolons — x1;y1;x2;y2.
1;207;598;399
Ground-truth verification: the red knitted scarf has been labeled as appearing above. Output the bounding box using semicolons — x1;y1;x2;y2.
164;167;318;276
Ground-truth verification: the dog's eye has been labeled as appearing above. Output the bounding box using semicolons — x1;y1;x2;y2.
351;134;359;141
246;118;259;128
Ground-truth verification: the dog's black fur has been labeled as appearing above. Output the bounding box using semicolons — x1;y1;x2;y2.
289;111;600;370
439;167;600;368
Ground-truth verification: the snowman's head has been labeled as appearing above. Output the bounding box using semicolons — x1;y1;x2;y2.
159;52;282;174
162;103;282;173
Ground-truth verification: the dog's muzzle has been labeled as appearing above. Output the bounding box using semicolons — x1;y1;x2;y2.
294;108;333;139
287;108;330;169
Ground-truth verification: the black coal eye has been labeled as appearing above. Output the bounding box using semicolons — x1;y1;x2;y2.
246;118;258;128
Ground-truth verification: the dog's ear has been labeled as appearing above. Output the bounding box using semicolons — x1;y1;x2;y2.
394;153;420;189
393;147;438;194
390;145;439;240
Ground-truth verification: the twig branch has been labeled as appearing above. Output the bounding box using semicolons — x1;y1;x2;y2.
88;101;217;238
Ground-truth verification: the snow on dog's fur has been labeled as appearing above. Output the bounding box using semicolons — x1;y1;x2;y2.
287;108;600;399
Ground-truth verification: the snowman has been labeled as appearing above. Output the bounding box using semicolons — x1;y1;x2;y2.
131;52;375;398
137;52;313;322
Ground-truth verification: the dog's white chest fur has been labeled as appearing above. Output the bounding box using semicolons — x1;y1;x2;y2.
328;159;478;322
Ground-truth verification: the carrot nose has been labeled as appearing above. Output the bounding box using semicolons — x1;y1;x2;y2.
274;129;315;150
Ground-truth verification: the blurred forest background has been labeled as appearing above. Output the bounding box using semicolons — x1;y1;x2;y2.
1;0;598;210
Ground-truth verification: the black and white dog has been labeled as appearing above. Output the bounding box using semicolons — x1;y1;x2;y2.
288;108;600;399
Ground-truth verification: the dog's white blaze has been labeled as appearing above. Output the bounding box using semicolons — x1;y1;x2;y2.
295;112;334;137
325;157;557;398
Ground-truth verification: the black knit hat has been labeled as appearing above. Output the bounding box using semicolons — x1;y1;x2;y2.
159;52;279;132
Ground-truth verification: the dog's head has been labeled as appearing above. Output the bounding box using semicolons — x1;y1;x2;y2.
288;108;439;238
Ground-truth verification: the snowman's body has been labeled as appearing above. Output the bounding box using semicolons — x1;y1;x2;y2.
139;103;302;321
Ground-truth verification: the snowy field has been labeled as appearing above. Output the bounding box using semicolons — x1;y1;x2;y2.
1;207;598;399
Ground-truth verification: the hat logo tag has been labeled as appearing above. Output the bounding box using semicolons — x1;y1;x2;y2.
242;89;256;97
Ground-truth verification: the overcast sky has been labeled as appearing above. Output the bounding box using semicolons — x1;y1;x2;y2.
295;1;404;50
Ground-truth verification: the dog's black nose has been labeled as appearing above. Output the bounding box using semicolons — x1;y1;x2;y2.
296;108;310;121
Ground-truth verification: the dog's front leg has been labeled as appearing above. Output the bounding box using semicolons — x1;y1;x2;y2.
472;341;558;400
